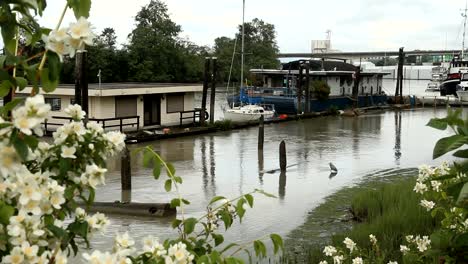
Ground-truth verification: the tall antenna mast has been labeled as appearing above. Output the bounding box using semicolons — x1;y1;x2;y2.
240;0;245;89
462;1;467;59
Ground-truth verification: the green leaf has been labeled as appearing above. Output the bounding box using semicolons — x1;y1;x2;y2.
68;221;89;239
210;251;221;263
181;199;190;205
218;209;232;230
220;243;239;254
67;0;92;18
0;98;23;116
164;179;172;192
433;135;468;159
453;149;468;158
456;182;468;205
23;134;38;149
255;189;277;198
47;224;68;239
236;199;246;221
166;162;176;176
209;196;227;205
40;68;59;92
174;176;183;184
143;149;154;168
253;240;267;258
0;203;15;225
170;198;180;208
12;135;29;161
15;77;28;90
427;118;448;130
152;159;161;179
87;188;95;205
225;257;237;264
211;233;224;247
183;217;197;235
1;17;17;53
171;219;182;229
0;55;6;67
196;255;210;264
0;80;12;97
244;194;254;208
270;234;284;254
454;233;468;248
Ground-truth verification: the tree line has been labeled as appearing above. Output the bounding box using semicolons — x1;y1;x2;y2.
59;0;279;84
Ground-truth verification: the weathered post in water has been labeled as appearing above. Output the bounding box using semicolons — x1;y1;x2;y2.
209;57;217;124
258;115;264;150
200;57;211;126
305;62;310;113
121;147;132;203
279;140;287;172
394;47;404;103
297;64;303;114
353;66;361;108
75;50;89;122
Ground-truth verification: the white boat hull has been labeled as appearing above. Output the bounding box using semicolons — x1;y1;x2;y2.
224;105;275;123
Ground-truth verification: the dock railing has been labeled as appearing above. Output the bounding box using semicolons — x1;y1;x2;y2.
179;108;208;127
43;115;140;133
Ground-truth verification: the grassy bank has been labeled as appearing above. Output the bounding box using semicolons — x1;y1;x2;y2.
284;171;439;263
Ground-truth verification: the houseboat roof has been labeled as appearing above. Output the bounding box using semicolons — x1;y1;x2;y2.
17;83;203;97
250;69;355;75
282;59;358;71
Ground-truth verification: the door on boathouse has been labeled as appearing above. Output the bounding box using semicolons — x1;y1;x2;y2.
144;95;161;126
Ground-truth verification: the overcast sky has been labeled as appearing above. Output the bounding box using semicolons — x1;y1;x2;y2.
13;0;468;53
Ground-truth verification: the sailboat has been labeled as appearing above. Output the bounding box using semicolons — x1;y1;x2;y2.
224;0;275;123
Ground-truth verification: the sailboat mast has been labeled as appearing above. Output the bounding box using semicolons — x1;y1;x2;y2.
462;2;467;59
240;0;245;89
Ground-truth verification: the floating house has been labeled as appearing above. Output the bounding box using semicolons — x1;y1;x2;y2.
17;83;203;131
228;59;388;114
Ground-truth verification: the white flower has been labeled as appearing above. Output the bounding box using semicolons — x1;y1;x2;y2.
369;234;377;245
75;207;87;219
323;245;337;256
420;199;435;211
81;164;107;189
318;261;328;264
3;246;24;264
415;236;431;252
333;255;344;264
343;237;356;252
86;212;109;232
87;122;103;133
21;241;38;259
104;131;126;152
12;108;41;135
387;261;398;264
406;235;414;243
114;232;135;249
352;257;363;264
69;17;95;49
0;144;22;176
413;182;428;194
18;184;42;205
431;181;442;192
400;245;410;255
142;236;166;256
42;33;72;62
61;145;77;159
64;104;86;120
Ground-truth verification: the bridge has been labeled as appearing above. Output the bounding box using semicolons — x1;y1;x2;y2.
277;50;462;60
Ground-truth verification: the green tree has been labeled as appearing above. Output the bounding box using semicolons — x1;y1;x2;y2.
215;18;280;85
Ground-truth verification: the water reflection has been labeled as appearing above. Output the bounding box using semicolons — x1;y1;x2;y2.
394;111;402;164
278;171;286;200
90;108;463;253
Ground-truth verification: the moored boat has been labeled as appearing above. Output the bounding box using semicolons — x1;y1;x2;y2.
224;104;275;123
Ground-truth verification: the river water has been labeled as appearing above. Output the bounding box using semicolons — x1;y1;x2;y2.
87;80;463;255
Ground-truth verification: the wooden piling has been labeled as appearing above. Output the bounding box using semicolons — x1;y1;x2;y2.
74;51;88;121
121;147;132;192
304;62;310;113
209;57;217;124
200;57;211;126
279;140;286;172
297;65;303;114
258;115;264;150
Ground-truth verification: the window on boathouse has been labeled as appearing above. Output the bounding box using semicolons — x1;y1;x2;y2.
45;98;61;111
115;96;137;117
166;93;185;113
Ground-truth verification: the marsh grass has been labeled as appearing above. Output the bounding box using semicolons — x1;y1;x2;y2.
285;176;440;263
